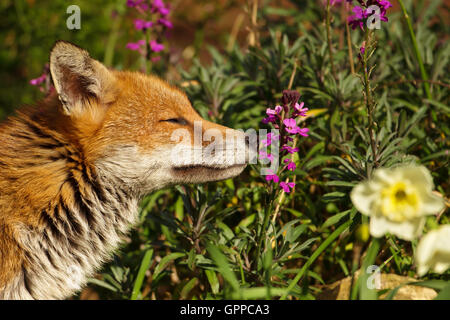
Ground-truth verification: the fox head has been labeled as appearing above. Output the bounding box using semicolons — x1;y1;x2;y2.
49;41;252;197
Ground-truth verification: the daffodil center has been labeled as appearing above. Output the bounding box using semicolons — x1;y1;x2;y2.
381;182;420;221
394;189;407;201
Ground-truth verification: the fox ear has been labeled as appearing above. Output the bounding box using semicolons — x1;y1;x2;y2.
49;41;114;115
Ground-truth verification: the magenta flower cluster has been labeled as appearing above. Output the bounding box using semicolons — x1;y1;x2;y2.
126;0;172;59
260;90;309;194
347;0;392;30
29;63;53;94
328;0;353;6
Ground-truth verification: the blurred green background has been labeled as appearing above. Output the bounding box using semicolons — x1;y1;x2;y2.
0;0;257;118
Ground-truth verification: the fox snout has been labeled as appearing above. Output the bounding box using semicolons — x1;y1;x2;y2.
167;122;255;184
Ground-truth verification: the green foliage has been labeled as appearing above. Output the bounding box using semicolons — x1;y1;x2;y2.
1;0;448;300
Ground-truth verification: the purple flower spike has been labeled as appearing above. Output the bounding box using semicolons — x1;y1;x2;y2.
126;40;146;51
134;19;153;30
266;105;282;116
297;128;309;137
30;74;46;86
150;40;165;52
293;102;308;117
126;0;137;7
348;6;366;30
284;159;297;171
158;18;173;29
280;182;295;193
261;132;280;147
259;150;274;162
282;145;299;154
266;173;280;183
283;118;300;134
262;115;277;124
152;0;170;16
379;0;393;10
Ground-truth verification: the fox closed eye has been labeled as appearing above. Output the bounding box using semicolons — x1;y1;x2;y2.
161;118;188;125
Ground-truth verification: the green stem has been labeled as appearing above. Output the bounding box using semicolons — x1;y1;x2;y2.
280;220;352;300
255;198;274;270
362;29;378;172
144;28;152;74
103;13;123;67
397;0;432;100
358;238;381;300
326;0;337;80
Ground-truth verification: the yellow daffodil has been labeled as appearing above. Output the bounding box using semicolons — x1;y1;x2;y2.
350;165;444;241
416;225;450;276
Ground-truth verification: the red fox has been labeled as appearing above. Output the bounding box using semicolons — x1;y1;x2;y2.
0;41;250;299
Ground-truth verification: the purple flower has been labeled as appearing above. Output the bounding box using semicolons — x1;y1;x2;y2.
266;105;283;116
284;159;297;171
348;0;392;30
126;0;138;7
259;150;274;162
282;145;299;154
134;19;153;30
127;0;149;10
293;102;308;117
329;0;352;6
280;182;295;193
283;118;300;134
262;115;277;124
348;6;366;30
126;40;146;51
149;40;165;52
261;132;279;147
152;0;170;16
378;0;393;10
30;74;46;86
266;175;279;183
266;171;280;183
297;128;309;137
158;18;173;29
139;3;149;11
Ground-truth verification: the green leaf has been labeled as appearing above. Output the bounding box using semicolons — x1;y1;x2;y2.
435;283;450;300
281;220;352;300
205;270;220;295
359;238;381;300
206;243;240;293
152;252;186;280
88;278;119;293
411;279;450;291
180;278;199;299
230;287;288;299
321;209;352;229
131;249;154;300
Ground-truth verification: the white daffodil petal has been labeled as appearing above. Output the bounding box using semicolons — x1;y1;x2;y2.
416;225;450;277
421;192;445;215
370;215;424;241
372;168;397;185
434;261;450;274
351;165;444;242
400;166;434;189
350;182;378;216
